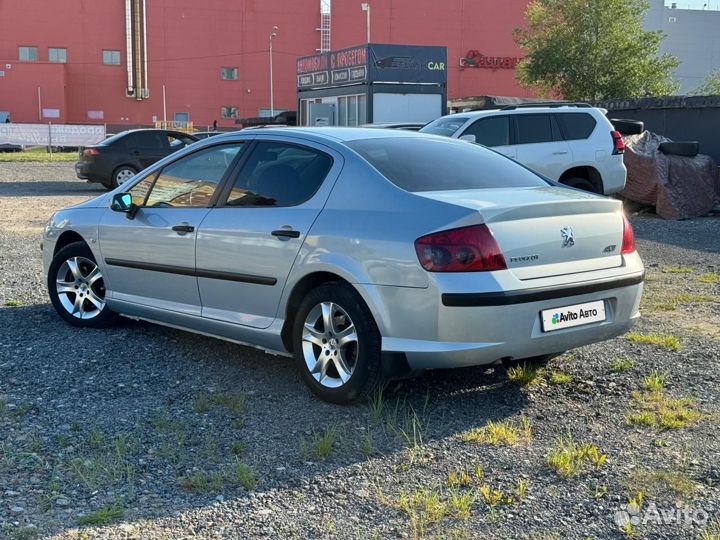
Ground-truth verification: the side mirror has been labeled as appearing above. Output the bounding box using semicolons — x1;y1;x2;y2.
111;193;138;218
459;134;476;143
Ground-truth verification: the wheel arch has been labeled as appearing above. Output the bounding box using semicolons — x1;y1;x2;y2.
280;270;390;354
559;165;604;194
53;230;88;255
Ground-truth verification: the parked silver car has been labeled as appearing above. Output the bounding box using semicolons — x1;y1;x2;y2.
43;128;644;403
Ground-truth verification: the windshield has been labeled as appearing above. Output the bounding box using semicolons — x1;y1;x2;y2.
346;137;550;192
419;116;470;137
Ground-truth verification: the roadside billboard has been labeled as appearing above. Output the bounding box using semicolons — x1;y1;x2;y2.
0;123;105;146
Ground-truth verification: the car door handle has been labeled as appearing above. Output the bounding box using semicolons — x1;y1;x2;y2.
271;229;300;239
172;224;195;233
552;151;569;155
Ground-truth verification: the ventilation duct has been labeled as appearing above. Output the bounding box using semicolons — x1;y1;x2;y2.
125;0;149;99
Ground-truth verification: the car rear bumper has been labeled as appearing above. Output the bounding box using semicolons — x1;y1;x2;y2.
75;161;103;183
370;259;644;370
601;159;627;195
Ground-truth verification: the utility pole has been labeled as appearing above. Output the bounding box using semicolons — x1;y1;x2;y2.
269;26;278;118
361;3;371;43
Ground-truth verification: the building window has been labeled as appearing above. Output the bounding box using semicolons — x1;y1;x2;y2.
48;47;67;63
19;46;38;61
221;106;238;119
221;67;238;80
102;50;121;65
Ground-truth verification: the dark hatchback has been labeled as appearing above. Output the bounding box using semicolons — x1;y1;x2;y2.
75;129;198;189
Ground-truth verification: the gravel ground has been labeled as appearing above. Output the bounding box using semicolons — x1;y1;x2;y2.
1;163;719;540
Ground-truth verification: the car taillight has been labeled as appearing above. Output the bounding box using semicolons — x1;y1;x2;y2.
611;130;625;154
83;148;99;156
414;224;507;272
621;214;635;254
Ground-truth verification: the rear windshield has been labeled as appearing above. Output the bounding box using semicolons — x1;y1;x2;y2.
346;137;550;192
419;116;470;137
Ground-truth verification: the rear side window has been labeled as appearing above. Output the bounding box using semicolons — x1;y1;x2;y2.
347;137;549;192
124;131;165;148
419;116;470;137
223;142;333;207
556;113;597;140
462;116;510;147
515;114;559;144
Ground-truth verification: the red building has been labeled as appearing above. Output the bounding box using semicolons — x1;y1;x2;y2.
0;0;532;128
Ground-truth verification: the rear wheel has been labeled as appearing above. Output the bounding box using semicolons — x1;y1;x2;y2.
47;241;117;328
293;283;382;404
110;165;137;189
562;177;598;194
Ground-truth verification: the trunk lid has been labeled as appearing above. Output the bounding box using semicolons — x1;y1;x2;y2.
417;186;624;280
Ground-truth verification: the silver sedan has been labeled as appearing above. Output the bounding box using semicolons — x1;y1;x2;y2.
42;128;644;403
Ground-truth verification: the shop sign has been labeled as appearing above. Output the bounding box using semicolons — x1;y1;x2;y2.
460;50;520;70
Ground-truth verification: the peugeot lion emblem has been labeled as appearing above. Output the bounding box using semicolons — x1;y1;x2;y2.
560;226;575;248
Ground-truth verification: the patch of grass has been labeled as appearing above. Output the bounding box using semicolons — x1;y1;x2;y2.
447;468;472;489
367;387;385;423
0;149;77;162
643;370;667;392
626;380;703;430
230;441;244;455
661;265;694;274
78;501;125;526
516;479;528;500
700;518;720;540
1;525;39;540
193;391;246;416
697;272;720;284
448;489;476;519
649;293;715;311
396;486;449;538
478;484;513;507
625;468;696;500
300;426;338;460
396;407;432;466
178;469;223;491
625;331;681;351
233;461;257;491
546;435;607;477
3;299;23;307
360;430;374;457
506;362;544;386
548;371;571;385
463;416;532;446
610;357;635;373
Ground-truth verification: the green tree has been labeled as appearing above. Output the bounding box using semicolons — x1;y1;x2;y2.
690;69;720;95
514;0;679;101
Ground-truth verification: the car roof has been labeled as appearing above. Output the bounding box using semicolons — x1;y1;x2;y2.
438;105;603;121
211;126;429;143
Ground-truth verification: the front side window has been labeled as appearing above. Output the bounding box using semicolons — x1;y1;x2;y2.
102;50;121;65
419;116;470;137
221;106;238;119
462;116;510;147
19;46;38;61
347;137;549;192
143;144;244;208
224;142;333;207
221;67;238;80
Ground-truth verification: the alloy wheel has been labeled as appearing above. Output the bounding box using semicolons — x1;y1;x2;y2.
301;301;359;388
115;168;135;185
55;256;106;319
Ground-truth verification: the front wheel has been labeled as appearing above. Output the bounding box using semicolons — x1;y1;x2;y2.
47;241;117;328
293;283;382;404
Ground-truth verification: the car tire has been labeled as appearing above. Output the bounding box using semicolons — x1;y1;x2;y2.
609;118;644;135
47;241;117;328
658;141;699;157
110;165;138;189
562;177;599;194
293;283;382;404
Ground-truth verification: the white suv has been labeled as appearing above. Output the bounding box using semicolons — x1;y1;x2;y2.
420;103;626;195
